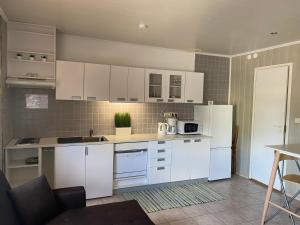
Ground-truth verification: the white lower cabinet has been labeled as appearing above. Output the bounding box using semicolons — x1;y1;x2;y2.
54;144;113;199
171;138;210;182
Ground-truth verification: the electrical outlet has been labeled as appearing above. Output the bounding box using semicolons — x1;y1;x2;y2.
295;118;300;124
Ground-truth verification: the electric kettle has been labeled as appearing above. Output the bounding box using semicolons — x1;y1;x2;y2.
158;122;169;135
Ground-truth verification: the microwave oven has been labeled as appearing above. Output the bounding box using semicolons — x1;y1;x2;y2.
177;121;202;134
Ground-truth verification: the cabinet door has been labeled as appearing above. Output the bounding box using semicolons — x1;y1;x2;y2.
127;67;145;102
184;72;204;103
84;63;110;101
85;144;113;199
166;71;185;103
145;69;167;103
56;61;84;100
171;140;190;181
110;65;128;102
54;146;85;188
189;138;210;179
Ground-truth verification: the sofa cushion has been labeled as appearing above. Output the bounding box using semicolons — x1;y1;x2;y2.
8;175;58;225
46;200;154;225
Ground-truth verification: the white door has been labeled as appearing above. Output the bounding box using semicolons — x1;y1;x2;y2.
145;69;167;103
110;65;128;102
166;71;185;103
84;63;110;101
85;144;113;199
127;67;145;102
185;72;204;103
56;61;84;100
171;140;191;181
209;147;232;181
54;146;86;188
250;65;289;188
190;138;210;179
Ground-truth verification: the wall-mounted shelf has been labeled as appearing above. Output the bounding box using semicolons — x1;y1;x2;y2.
7;159;38;169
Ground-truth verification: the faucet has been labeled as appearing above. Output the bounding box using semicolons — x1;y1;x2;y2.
89;129;94;137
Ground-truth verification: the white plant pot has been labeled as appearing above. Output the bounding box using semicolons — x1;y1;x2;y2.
116;127;132;136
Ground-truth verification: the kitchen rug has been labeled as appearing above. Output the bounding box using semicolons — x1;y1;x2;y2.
122;182;225;213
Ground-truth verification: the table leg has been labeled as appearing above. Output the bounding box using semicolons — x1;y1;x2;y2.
261;150;281;225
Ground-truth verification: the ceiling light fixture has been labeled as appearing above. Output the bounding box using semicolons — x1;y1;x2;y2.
138;22;148;29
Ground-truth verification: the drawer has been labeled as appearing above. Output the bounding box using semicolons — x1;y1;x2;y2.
148;140;172;149
115;142;148;151
148;147;171;159
148;166;171;184
148;156;171;167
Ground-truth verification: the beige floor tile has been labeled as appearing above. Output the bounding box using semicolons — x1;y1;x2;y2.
181;204;209;217
147;211;169;224
214;209;247;225
169;218;198;225
160;208;188;222
193;214;226;225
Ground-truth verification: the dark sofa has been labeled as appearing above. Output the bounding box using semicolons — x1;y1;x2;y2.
0;170;154;225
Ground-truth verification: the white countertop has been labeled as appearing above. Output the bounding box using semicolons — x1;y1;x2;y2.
5;133;211;150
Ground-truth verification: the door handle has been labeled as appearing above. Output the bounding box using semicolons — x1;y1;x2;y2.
157;149;165;153
157;158;165;162
168;99;174;103
184;139;191;143
72;96;81;100
157;167;165;171
130;98;138;102
187;100;194;103
85;147;88;155
194;139;201;142
156;99;163;102
158;141;165;144
117;97;126;101
87;96;97;101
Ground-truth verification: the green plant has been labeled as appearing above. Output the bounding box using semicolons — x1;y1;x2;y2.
115;112;131;128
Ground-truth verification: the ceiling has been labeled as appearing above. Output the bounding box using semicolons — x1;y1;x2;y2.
1;0;300;55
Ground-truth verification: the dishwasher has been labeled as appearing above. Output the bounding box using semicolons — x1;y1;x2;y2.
114;142;148;189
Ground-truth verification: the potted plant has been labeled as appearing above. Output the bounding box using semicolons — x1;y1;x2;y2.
115;112;132;136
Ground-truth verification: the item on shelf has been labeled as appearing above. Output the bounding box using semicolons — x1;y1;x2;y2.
25;157;38;165
29;54;35;61
41;55;47;62
115;112;132;135
16;53;23;60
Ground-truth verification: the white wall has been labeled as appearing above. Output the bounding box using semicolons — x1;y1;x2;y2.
57;33;195;71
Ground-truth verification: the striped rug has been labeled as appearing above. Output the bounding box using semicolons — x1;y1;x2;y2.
122;182;225;213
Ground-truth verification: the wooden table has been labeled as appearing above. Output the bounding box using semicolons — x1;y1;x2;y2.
261;144;300;225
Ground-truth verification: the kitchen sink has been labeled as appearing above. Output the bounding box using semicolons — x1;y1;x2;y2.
57;136;108;144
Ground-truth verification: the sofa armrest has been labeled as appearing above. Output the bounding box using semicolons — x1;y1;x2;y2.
53;186;86;212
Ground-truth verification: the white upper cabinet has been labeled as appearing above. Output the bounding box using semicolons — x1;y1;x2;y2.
110;65;128;102
56;61;84;100
145;69;167;103
84;63;110;101
127;67;145;102
166;71;185;103
184;72;204;103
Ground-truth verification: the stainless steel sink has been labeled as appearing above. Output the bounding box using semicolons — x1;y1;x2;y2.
57;136;108;144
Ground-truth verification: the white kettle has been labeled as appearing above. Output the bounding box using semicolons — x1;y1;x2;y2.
158;122;169;135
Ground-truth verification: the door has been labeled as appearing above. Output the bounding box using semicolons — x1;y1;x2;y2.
185;72;204;103
166;71;185;103
54;146;85;188
209;147;232;181
190;139;210;179
85;144;113;199
84;63;110;101
110;65;128;102
171;140;190;181
250;65;289;188
56;61;84;100
127;67;145;102
145;69;167;102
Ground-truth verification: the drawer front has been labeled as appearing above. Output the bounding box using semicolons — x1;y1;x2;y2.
115;142;148;151
148;147;171;159
148;166;171;184
148;156;171;167
148;140;172;149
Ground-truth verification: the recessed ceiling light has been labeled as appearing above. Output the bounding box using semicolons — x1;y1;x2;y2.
270;32;278;35
138;22;148;29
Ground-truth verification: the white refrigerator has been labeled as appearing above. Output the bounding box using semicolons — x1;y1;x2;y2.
194;105;233;181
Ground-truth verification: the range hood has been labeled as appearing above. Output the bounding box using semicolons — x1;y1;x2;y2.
6;77;56;89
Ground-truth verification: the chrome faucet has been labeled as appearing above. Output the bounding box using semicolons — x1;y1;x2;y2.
89;129;94;137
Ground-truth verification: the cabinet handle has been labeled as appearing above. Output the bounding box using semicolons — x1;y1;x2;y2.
72;96;81;100
187;100;194;103
157;166;165;171
117;98;126;101
157;149;165;153
87;96;97;101
85;147;88;155
158;141;165;144
194;139;201;142
184;139;191;143
168;99;174;103
156;99;163;102
130;98;138;102
157;158;165;162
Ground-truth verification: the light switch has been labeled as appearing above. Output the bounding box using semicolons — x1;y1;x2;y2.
295;118;300;124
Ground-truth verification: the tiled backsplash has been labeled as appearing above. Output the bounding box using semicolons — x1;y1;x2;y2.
13;89;194;138
195;54;230;104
